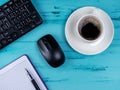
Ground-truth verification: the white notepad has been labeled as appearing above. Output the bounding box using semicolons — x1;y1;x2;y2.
0;55;48;90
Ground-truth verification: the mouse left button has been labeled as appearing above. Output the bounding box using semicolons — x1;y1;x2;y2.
37;39;47;52
42;38;52;50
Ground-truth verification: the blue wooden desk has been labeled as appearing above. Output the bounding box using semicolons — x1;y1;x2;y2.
0;0;120;90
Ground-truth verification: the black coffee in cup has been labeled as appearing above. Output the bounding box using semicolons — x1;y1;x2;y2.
78;16;102;40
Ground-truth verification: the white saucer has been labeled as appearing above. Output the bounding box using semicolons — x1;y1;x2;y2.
65;6;114;55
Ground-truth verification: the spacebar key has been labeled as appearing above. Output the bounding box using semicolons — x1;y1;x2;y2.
19;26;30;34
4;28;15;36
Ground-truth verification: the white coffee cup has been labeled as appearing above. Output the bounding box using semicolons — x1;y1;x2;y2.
65;6;114;55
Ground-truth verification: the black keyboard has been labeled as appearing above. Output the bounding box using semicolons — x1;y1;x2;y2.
0;0;43;49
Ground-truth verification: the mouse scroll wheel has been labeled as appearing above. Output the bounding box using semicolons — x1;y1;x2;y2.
43;39;52;50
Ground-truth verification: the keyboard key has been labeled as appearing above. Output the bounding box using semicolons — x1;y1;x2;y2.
8;1;13;6
8;28;15;34
30;22;36;28
25;3;36;14
23;11;29;16
2;25;8;30
0;12;5;18
19;6;26;12
0;27;5;33
32;15;42;25
21;0;29;3
1;39;8;45
4;8;12;14
19;29;25;34
0;20;3;26
2;17;8;24
16;24;22;29
2;5;8;9
0;34;4;40
8;12;15;18
3;28;14;36
8;38;13;42
11;4;18;10
11;33;17;39
3;32;9;36
15;9;19;14
6;22;12;28
25;17;31;23
18;15;23;20
14;0;23;7
22;25;30;32
6;36;11;39
9;7;14;12
13;18;18;24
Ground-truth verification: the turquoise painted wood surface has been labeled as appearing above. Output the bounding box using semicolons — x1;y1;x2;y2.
0;0;120;90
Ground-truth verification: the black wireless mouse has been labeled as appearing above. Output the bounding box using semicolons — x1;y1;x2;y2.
37;34;65;68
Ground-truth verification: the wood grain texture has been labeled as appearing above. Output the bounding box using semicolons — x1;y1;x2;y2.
0;0;120;90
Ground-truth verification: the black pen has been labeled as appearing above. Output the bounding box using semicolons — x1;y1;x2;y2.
25;69;41;90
